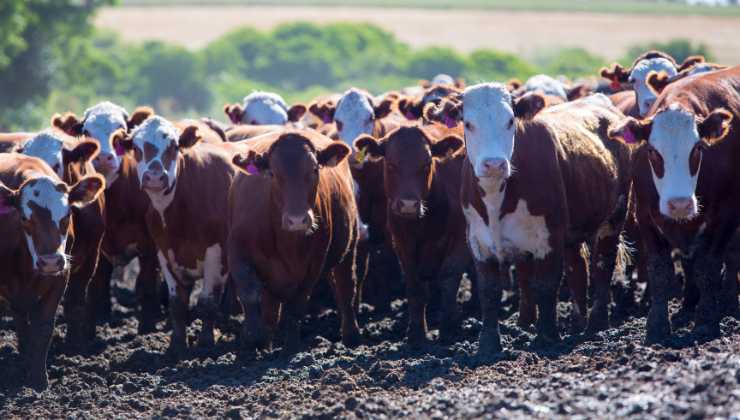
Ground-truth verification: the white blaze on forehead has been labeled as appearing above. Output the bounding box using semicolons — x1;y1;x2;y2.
335;88;375;146
462;83;515;179
649;104;701;217
524;74;567;100
21;132;64;178
629;58;677;116
431;73;455;85
82;101;128;151
130;116;180;187
242;91;289;125
20;176;68;224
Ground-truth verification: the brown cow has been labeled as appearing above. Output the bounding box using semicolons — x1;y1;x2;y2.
52;102;161;333
0;154;104;388
118;116;241;356
428;86;631;353
228;130;361;352
608;66;740;342
14;132;105;349
354;126;469;343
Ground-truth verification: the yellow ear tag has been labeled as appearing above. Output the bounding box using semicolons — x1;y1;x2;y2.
356;146;367;164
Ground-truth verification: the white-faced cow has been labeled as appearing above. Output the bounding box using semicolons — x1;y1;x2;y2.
224;91;307;126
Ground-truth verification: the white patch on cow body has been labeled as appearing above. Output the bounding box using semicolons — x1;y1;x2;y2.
21;132;64;178
148;183;176;228
199;244;227;301
523;74;567;100
461;83;515;179
82;102;128;187
158;251;178;296
242;91;289;125
629;58;677;116
335;88;375;146
648;104;702;218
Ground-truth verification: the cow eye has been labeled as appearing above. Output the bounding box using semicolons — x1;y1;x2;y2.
507;118;514;129
689;142;704;175
464;122;473;131
336;120;344;131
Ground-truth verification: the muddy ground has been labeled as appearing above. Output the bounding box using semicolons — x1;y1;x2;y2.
1;265;739;419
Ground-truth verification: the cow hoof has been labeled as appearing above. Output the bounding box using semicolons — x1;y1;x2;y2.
477;330;502;355
341;329;362;348
406;329;429;348
692;321;720;339
27;372;49;391
197;331;215;348
585;307;609;335
166;339;187;360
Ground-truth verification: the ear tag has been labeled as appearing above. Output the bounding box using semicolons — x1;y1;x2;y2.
623;129;637;144
356;146;367;164
405;111;416;120
246;163;259;175
443;115;457;129
322;115;332;124
115;143;125;156
0;197;13;215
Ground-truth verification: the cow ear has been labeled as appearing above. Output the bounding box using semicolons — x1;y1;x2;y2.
110;128;132;156
51;113;84;137
698;108;733;144
224;104;245;125
419;79;431;89
68;175;105;208
566;83;590;101
398;98;422;121
63;140;99;166
373;97;394;120
600;63;630;85
317;142;351;168
430;135;464;158
454;78;466;89
127;106;154;130
287;104;307;122
310;102;336;124
608;117;652;145
178;125;201;150
506;78;522;92
233;150;269;175
424;98;462;128
514;93;545;119
0;183;19;216
354;135;385;158
678;55;705;72
646;71;671;96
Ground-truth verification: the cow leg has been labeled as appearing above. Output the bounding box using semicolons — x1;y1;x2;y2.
330;255;362;347
86;256;113;327
645;249;674;344
27;281;65;390
13;307;30;360
564;244;588;333
673;256;699;324
282;293;310;354
587;227;620;334
64;253;99;350
353;234;370;315
229;249;268;351
515;261;536;329
692;248;723;338
196;244;228;348
159;252;188;358
476;258;503;354
720;262;739;317
260;291;280;352
405;268;429;346
438;265;465;343
533;254;563;346
135;250;162;334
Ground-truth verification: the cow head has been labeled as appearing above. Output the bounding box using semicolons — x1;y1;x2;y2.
609;104;733;220
400;85;461;121
0;172;104;276
224;91;306;125
18;131;99;179
314;88;393;147
233;133;350;234
426;83;545;182
120;116;200;195
355;126;462;219
51;101;153;187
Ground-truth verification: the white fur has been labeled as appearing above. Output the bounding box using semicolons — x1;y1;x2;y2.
82;101;128;186
431;73;455;85
199;244;227;301
20;176;70;268
21;132;64;178
629;58;677;116
130;116;180;207
648;104;702;219
242;91;290;125
335;88;375;146
686;63;718;76
461;83;515;179
524;74;567;100
158;251;178;296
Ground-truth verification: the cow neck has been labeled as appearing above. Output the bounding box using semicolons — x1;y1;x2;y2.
146;155;182;228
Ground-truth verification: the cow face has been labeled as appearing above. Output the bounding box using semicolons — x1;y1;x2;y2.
19;132;100;179
328;89;393;147
233;134;350;234
428;84;544;182
51;101;153;187
0;174;104;276
610;104;733;220
628;58;677;116
123;116;200;194
355;127;462;219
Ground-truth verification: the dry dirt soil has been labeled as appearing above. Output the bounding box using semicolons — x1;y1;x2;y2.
1;263;739;418
96;6;740;64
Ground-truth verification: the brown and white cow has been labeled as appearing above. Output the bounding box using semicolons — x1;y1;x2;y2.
118;116;241;356
428;85;631;353
224;91;306;126
608;66;740;342
398;84;462;122
354;125;470;344
14;131;105;348
228;130;362;352
0;154;104;388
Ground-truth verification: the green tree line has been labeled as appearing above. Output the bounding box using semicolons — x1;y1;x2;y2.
0;2;714;130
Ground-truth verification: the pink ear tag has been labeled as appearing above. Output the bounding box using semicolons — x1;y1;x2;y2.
405;111;416;120
322;115;332;124
623;129;637;144
115;143;125;156
0;198;13;215
443;115;457;129
610;80;621;91
246;163;259;175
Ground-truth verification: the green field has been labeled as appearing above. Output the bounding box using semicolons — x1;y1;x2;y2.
119;0;740;17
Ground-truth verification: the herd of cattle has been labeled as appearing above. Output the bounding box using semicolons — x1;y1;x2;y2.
1;50;738;390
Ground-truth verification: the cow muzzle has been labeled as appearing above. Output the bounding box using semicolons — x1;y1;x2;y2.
478;157;510;179
393;199;423;218
282;211;315;233
666;196;697;220
93;152;119;174
142;170;168;192
36;253;67;276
